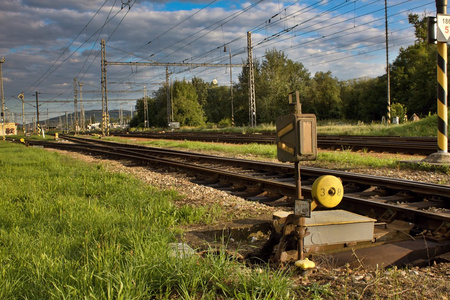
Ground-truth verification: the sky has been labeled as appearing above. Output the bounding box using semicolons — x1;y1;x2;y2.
0;0;437;123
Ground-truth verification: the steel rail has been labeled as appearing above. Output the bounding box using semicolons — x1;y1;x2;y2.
61;135;450;199
111;132;445;155
25;136;450;234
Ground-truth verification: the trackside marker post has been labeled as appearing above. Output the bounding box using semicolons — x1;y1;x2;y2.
423;0;450;164
436;13;449;153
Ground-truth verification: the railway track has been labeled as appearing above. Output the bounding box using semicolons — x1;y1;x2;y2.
112;131;443;155
24;135;450;242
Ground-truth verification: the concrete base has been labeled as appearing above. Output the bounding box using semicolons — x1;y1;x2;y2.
400;152;450;166
304;210;376;248
422;152;450;165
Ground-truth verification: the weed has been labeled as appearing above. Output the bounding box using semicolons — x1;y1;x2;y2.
0;142;297;299
300;282;334;299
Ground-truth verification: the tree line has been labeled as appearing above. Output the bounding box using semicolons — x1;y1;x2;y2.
130;14;439;128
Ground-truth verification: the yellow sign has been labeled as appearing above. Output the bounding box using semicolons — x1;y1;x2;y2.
277;141;294;155
277;122;294;137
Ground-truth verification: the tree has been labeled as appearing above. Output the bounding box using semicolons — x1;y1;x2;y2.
408;14;428;43
306;71;341;120
233;49;310;125
390;43;436;116
148;90;168;127
340;77;387;122
171;80;206;126
390;14;437;116
340;78;370;121
363;76;389;122
391;103;408;123
192;77;234;124
205;85;232;124
258;49;310;123
129;98;145;127
192;77;209;108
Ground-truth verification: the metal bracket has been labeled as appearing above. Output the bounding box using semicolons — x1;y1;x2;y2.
294;199;311;218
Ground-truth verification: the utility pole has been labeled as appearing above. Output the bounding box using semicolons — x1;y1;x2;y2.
119;103;123;127
385;0;391;124
225;46;234;126
171;79;174;122
101;39;109;136
143;85;149;128
19;93;25;133
65;111;68;133
247;31;256;127
1;57;5;135
22;100;25;132
73;78;78;134
35;91;40;126
79;82;85;131
166;66;171;126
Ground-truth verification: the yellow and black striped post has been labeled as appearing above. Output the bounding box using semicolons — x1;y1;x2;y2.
424;0;450;164
437;41;448;152
437;0;448;153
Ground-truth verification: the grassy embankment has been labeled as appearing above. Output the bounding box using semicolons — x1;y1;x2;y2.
0;142;297;299
317;113;445;136
135;112;446;137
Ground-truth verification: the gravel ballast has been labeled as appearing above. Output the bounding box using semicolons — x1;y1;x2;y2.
45;146;449;299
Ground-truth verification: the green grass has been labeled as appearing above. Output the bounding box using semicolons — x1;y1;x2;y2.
123;112;449;137
127;123;276;135
317;149;400;168
136;139;277;158
102;137;450;174
0;141;298;299
318;114;447;136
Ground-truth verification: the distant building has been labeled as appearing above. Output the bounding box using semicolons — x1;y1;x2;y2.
111;123;130;129
410;113;420;122
87;123;101;130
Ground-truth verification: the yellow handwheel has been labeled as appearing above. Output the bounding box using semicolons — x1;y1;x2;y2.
311;175;344;208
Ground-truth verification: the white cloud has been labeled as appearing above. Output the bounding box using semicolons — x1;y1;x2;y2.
0;0;436;119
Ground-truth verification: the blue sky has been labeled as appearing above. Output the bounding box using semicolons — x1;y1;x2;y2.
0;0;437;122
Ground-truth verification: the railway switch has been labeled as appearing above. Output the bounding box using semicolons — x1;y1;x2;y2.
271;91;362;270
271;175;346;268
